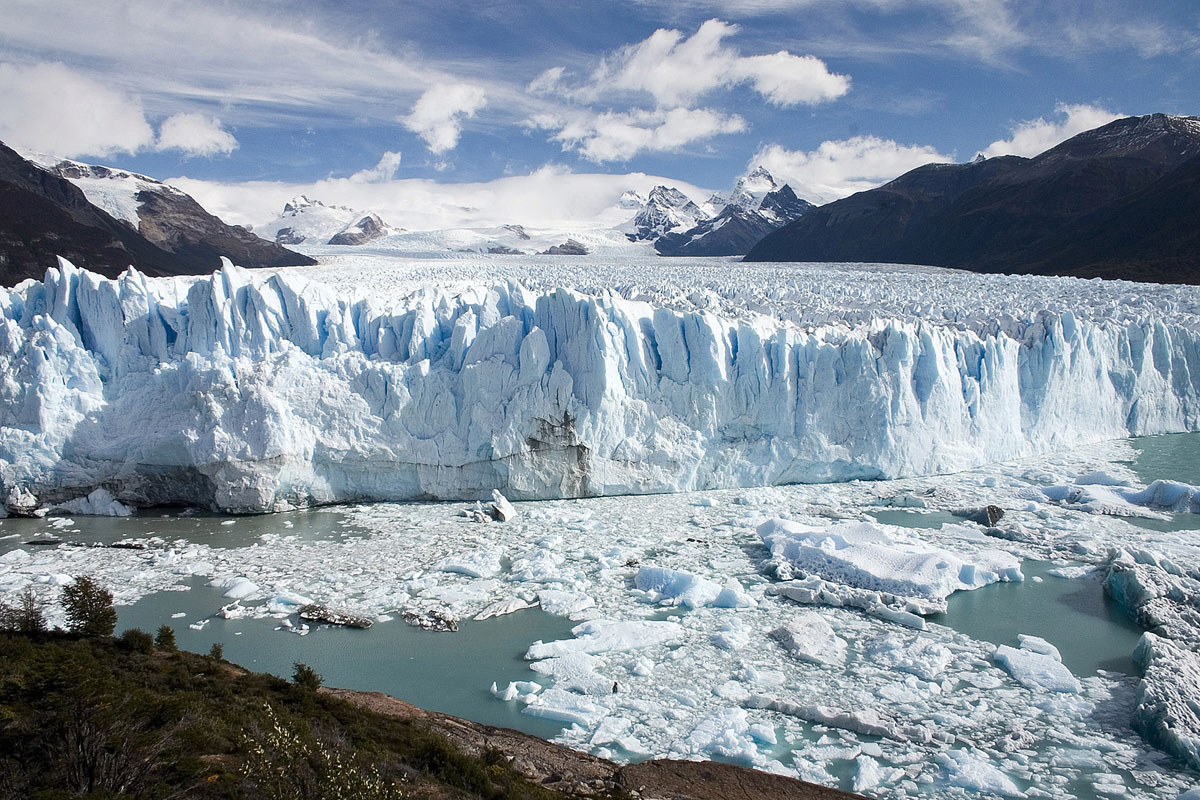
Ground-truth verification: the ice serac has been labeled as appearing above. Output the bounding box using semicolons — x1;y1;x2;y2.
2;261;1200;513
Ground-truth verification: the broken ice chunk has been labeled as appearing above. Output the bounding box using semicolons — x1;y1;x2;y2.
993;640;1081;693
490;489;517;521
936;749;1025;797
769;613;847;666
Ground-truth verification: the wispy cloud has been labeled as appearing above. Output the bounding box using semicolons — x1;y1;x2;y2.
0;0;454;124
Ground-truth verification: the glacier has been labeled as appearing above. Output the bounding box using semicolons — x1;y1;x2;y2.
2;257;1200;513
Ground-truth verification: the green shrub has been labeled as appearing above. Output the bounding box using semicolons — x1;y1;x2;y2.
60;576;117;637
119;627;155;654
292;662;323;692
155;624;178;650
209;641;224;660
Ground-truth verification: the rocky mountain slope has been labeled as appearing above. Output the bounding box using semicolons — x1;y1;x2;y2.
0;143;313;286
744;114;1200;284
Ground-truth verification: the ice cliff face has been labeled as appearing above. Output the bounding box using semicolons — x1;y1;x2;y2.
2;259;1199;514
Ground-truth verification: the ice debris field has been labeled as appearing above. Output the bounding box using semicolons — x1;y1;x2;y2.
2;255;1200;799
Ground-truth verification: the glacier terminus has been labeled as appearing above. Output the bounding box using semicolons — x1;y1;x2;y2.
1;256;1198;515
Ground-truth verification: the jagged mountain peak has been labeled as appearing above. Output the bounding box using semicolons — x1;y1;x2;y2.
728;166;778;211
622;185;706;242
757;184;815;224
283;195;319;214
617;190;646;209
646;185;698;209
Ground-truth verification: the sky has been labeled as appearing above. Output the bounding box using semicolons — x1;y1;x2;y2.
1;0;1197;228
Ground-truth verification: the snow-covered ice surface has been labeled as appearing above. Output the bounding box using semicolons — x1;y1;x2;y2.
2;255;1199;513
2;435;1199;799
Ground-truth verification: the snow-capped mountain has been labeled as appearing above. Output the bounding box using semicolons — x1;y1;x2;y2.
655;171;814;257
327;212;394;246
620;186;707;242
726;165;778;211
258;196;398;246
0;143;313;285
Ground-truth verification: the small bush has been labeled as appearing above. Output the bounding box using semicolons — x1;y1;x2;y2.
209;642;224;660
292;662;322;692
119;627;155;654
155;624;177;650
61;576;117;637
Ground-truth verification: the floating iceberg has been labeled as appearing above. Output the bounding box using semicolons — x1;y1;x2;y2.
760;519;1022;611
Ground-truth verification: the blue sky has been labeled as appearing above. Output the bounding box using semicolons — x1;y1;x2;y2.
1;0;1197;225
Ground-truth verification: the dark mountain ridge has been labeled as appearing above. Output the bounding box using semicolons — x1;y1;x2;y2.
0;141;315;287
745;114;1200;284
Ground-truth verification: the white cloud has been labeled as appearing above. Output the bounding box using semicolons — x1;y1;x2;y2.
730;51;852;106
527;66;566;96
168;167;715;232
542;107;746;162
981;103;1123;158
349;151;403;183
0;0;482;129
581;19;848;108
402;84;488;153
0;61;155;158
753;136;953;203
155;112;238;157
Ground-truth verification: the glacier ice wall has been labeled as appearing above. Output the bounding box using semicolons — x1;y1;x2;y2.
2;259;1199;513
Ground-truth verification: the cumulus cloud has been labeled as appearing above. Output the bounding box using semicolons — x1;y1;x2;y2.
582;19;848;108
981;103;1123;158
348;151;403;183
541;107;746;162
730;51;853;106
402;83;488;154
0;61;155;158
753;136;953;203
155;112;238;157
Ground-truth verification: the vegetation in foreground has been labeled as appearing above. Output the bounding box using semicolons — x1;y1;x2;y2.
0;580;593;800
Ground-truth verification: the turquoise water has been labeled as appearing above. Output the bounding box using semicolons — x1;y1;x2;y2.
1130;430;1200;486
0;507;370;551
116;580;576;740
1126;431;1200;532
928;560;1146;676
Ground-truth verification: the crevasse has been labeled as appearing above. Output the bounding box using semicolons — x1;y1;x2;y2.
1;258;1198;513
